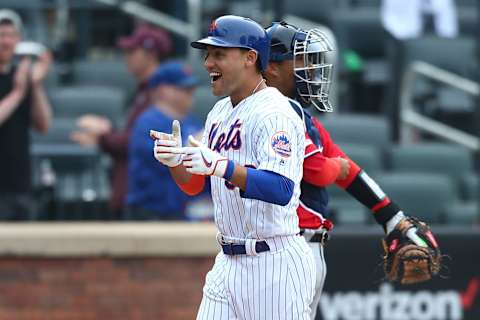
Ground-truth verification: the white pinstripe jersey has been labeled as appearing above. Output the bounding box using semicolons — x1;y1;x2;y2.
202;87;305;239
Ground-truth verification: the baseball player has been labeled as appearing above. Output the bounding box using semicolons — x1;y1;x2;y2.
263;21;441;319
151;16;315;319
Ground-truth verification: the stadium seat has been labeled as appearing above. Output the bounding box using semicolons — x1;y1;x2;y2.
31;118;77;145
445;201;479;225
73;59;136;94
402;36;476;77
284;0;338;24
31;143;110;220
331;7;387;88
388;143;474;179
329;198;369;225
338;143;384;174
373;172;457;223
192;85;217;123
320;114;390;148
461;174;479;201
49;86;126;125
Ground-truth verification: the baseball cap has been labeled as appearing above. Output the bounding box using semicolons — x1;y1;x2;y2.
148;62;198;89
0;9;22;32
117;24;172;57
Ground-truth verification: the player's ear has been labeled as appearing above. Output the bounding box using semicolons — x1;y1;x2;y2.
244;49;258;69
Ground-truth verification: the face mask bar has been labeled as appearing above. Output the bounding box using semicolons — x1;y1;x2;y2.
293;28;334;112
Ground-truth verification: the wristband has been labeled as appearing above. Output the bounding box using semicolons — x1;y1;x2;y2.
223;160;235;181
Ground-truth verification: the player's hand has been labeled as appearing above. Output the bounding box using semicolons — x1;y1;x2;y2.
31;50;52;87
13;57;31;95
151;120;183;167
76;114;112;136
70;131;98;146
336;157;350;180
181;135;229;177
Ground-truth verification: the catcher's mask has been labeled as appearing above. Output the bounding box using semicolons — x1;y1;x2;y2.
266;22;334;112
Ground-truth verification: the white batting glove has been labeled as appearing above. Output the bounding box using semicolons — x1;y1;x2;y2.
150;120;183;168
180;135;229;177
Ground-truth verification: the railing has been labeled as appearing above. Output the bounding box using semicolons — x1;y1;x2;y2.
400;60;480;151
93;0;201;63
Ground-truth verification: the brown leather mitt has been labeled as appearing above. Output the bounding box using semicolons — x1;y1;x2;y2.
382;217;441;285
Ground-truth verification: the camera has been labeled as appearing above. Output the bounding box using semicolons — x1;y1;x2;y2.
15;41;46;57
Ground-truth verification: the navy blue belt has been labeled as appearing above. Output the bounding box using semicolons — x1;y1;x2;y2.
221;241;270;255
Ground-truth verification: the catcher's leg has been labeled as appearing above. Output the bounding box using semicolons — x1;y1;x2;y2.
196;252;237;320
308;241;327;320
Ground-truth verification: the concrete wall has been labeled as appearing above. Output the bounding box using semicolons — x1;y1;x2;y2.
0;223;219;320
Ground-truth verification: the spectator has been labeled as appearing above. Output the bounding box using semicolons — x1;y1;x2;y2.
126;62;202;220
0;9;52;220
381;0;458;40
71;24;172;218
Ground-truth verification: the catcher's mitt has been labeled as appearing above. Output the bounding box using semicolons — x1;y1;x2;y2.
382;217;441;285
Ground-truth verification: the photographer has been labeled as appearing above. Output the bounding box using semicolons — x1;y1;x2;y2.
0;9;53;220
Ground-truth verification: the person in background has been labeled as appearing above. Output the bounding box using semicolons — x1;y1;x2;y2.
126;61;202;220
71;24;172;218
0;9;52;220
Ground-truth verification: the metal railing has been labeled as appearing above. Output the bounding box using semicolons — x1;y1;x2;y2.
399;60;480;151
93;0;201;63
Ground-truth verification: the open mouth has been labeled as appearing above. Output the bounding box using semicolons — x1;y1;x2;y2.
209;72;222;83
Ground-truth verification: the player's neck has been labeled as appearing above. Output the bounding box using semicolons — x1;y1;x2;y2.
230;76;266;107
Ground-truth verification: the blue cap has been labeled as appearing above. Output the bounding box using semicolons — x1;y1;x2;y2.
148;62;198;89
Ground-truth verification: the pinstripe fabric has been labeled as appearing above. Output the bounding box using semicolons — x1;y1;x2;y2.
200;87;305;239
197;236;316;320
197;87;314;319
307;242;326;320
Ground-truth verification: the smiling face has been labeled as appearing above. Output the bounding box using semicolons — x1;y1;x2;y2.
0;22;20;66
203;46;252;97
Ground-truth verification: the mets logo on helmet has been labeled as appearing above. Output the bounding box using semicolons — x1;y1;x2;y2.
271;131;292;158
208;20;218;33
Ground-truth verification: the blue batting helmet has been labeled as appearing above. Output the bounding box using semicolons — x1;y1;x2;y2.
191;15;270;71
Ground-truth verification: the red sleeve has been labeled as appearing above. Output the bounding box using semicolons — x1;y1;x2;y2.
178;174;205;196
98;129;129;158
303;153;341;187
310;117;362;189
99;85;150;158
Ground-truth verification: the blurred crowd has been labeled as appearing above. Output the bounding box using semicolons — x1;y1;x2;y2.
0;9;209;221
0;0;478;223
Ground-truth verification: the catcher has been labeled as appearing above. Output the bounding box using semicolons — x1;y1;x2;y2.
263;21;442;318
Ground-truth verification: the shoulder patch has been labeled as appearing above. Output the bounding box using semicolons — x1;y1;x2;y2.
271;131;292;158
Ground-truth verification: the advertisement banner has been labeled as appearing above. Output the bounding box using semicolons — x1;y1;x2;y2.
316;227;480;320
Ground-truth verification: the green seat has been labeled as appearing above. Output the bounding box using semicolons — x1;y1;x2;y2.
389;143;473;179
339;143;383;174
445;201;479;225
461;174;479;201
49;86;126;125
73;59;135;94
373;172;457;223
329;198;369;225
320;114;390;148
30;118;76;145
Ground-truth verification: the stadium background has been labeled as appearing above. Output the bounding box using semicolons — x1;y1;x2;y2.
0;0;479;319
